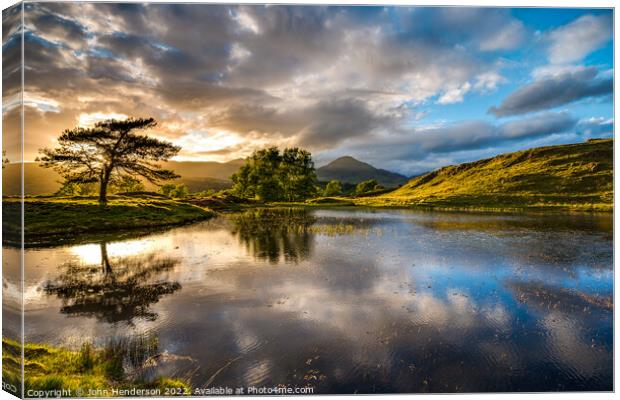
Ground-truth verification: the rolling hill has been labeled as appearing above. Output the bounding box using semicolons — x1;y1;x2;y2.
2;159;244;196
358;139;613;211
317;156;408;187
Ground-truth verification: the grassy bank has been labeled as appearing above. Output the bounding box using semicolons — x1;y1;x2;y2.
356;139;613;212
2;338;190;396
2;195;215;247
267;197;356;208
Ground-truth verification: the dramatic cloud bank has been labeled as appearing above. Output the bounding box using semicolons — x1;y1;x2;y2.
2;4;613;174
489;68;612;117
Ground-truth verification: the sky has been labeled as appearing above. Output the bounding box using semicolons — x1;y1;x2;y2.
2;4;614;175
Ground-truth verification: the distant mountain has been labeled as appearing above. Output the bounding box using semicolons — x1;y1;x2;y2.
359;139;613;211
171;176;232;193
2;159;245;196
161;159;245;180
317;156;408;187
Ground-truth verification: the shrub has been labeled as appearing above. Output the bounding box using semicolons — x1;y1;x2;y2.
323;180;342;196
158;183;189;198
355;179;379;195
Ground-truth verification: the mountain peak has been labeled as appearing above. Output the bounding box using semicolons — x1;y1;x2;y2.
317;156;408;187
332;156;361;162
325;156;373;169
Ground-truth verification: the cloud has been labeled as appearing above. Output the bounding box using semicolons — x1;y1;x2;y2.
209;97;397;149
478;18;526;51
438;82;472;104
29;8;88;49
398;8;526;52
415;112;576;154
576;117;613;138
547;14;613;64
296;98;396;147
12;3;611;173
500;112;577;139
474;71;506;92
331;112;578;171
488;68;612;117
531;64;592;79
317;110;592;175
21;3;524;161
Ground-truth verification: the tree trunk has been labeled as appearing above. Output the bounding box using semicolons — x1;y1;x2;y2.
100;242;111;274
99;170;110;205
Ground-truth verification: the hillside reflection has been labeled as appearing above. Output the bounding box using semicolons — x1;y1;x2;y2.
43;242;181;325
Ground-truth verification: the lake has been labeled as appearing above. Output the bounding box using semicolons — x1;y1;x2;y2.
6;207;613;393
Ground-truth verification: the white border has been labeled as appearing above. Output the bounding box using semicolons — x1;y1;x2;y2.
0;1;616;400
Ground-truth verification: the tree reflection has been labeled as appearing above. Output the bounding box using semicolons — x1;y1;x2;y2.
230;208;316;263
43;242;181;325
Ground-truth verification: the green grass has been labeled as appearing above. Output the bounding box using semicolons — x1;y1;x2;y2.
2;195;215;246
304;197;356;206
356;139;613;212
2;338;191;396
186;192;257;210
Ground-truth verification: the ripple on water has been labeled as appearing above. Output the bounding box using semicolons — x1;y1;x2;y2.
20;208;613;393
243;359;273;387
233;331;262;354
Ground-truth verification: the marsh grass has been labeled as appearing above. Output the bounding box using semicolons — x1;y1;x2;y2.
2;337;190;396
307;223;383;237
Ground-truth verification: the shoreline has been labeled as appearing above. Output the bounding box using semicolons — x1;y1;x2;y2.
264;199;613;214
2;195;215;248
2;195;612;248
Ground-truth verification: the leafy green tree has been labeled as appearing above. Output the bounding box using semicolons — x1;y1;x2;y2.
355;179;380;195
231;147;317;201
235;147;283;201
280;148;317;201
158;183;188;198
196;188;216;198
173;184;189;198
323;180;342;196
158;183;176;197
56;181;97;196
112;176;145;193
38;118;180;205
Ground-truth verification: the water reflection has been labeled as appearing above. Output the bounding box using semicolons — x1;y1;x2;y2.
416;211;613;235
230;208;316;263
43;242;181;324
19;208;613;392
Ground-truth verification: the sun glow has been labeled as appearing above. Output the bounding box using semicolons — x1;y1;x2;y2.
70;239;156;265
78;112;129;127
173;130;245;161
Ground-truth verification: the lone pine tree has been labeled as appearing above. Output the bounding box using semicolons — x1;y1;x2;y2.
38;117;180;204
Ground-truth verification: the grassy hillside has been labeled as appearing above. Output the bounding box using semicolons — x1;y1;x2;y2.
357;139;613;212
317;156;408;187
